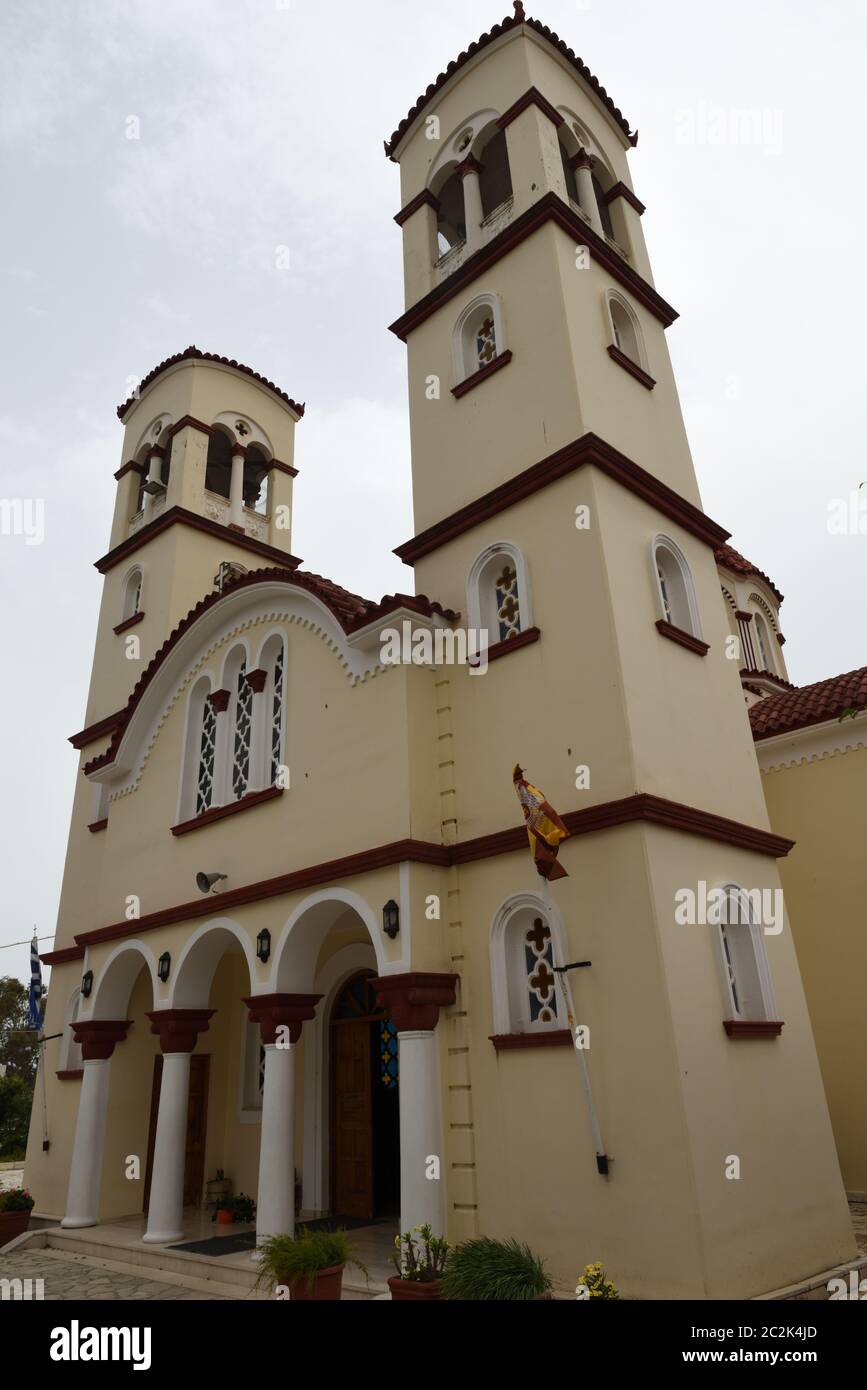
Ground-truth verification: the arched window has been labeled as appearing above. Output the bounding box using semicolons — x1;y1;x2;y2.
592;172;615;239
255;633;287;788
197;696;218;814
478;128;513;219
232;659;253;800
652;536;702;639
179;675;216;822
490;895;566;1036
712;885;777;1022
607;291;646;371
435;168;466;255
270;644;285;785
752;612;775;673
453;294;506;386
60;988;83;1072
467;542;531;654
121;568;143;621
205;430;233;499
244;446;270;516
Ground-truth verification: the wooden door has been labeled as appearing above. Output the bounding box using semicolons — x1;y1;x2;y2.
143;1054;210;1214
332;1021;373;1218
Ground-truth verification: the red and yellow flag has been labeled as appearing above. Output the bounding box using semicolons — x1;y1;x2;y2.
513;765;570;881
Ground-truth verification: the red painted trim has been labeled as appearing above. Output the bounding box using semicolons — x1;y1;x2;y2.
497;87;565;132
389;193;676;340
114;460;146;481
569;148;595;171
394;189;441;227
87;818;108;834
56;1069;84;1081
117;348;304;421
451;350;513;398
243;993;322;1045
113;611;145;636
265;457;298;478
655;619;710;656
40;946;85;965
371;972;458;1032
146;444;166;460
94;505;302;575
777;632;786;646
73;796;794;952
245;668;268;693
486;626;540;662
208;689;231;713
490;1030;572;1051
605;182;646;215
72;1019;133;1061
735;610;753;623
723;1020;784;1038
69;712;124;750
228;523;245;534
607;344;655;390
167;415;214;440
147;1008;215;1054
171;785;283;836
455;154;484;179
395;432;729;565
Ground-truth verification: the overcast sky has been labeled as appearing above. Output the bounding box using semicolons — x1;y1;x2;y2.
1;0;865;985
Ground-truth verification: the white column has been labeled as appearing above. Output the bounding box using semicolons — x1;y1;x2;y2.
141;449;163;520
61;1058;111;1229
143;1052;191;1244
573;156;604;237
255;1042;296;1248
460;166;485;253
229;449;245;528
246;677;268;794
397;1030;446;1236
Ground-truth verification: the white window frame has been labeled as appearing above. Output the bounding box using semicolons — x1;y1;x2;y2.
121;566;143;622
604;289;648;372
490;891;568;1036
452;293;507;386
650;534;703;639
711;883;778;1021
466;541;532;654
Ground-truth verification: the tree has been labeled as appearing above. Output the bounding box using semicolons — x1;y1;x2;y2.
0;1074;34;1159
0;976;39;1084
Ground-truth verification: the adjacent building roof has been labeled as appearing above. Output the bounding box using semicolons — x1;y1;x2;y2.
116;346;305;421
82;567;458;774
749;666;867;740
715;543;783;605
384;2;637;159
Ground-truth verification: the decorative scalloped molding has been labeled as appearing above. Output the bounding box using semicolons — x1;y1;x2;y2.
107;610;391;803
756;713;867;771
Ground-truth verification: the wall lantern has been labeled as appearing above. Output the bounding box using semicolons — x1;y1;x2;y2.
81;970;93;999
256;928;271;964
157;952;171;984
382;900;400;940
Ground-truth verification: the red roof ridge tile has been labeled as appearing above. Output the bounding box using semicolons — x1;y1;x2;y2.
384;5;636;160
117;346;305;421
715;543;783;604
750;664;867;740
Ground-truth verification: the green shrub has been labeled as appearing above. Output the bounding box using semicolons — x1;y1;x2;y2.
256;1227;365;1294
392;1223;449;1282
0;1187;35;1214
576;1262;619;1298
442;1236;552;1301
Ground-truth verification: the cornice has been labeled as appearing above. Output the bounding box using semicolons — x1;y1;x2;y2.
755;713;867;772
94;505;302;576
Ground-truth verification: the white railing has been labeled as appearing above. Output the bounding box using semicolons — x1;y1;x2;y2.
128;493;166;536
435;198;517;285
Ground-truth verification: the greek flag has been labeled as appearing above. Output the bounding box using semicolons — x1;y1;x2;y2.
28;935;43;1031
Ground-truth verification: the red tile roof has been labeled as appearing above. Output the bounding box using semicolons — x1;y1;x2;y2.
715;543;783;604
117;346;305;421
83;568;458;774
749;666;867;740
384;3;636;159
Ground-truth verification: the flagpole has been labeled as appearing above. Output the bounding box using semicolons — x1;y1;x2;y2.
542;876;609;1175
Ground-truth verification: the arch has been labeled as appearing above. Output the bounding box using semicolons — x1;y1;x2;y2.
219;641;253;803
490;891;568;1036
710;884;777;1021
452;292;506;385
178;672;216;822
121;566;144;623
651;534;703;638
476;125;513;219
272;887;388;993
605;289;647;371
254;629;288;789
751;610;776;674
210;411;274;460
60;987;83;1071
89;941;159;1021
467;540;531;651
170;918;257;1010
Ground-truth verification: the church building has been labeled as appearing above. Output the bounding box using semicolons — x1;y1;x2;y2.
26;4;859;1298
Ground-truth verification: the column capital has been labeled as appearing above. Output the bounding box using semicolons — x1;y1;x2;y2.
245;668;268;694
569;148;596;172
72;1019;133;1061
371;972;458;1033
147;1008;215;1054
243;992;322;1045
735;610;753;623
208;688;231;712
230;443;249;459
147;444;167;460
455;154;484;179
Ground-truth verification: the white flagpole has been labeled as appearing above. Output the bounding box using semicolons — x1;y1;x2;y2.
541;875;609;1175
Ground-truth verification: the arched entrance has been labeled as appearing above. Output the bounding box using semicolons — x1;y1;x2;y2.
330;972;399;1220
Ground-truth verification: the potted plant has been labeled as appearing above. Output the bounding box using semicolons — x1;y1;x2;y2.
205;1169;231;1206
0;1187;35;1247
256;1227;366;1302
576;1262;619;1299
441;1236;553;1301
233;1192;256;1225
388;1223;449;1301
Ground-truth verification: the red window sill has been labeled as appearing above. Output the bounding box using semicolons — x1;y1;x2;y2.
486;626;541;664
606;344;656;390
56;1069;84;1081
171;784;283;836
655;619;709;656
452;350;513;399
723;1020;784;1039
114;611;145;636
88;818;108;834
490;1030;572;1051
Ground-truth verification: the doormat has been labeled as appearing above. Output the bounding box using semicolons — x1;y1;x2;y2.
171;1216;388;1257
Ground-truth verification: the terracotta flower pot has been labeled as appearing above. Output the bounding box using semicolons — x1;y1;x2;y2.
388;1276;443;1301
287;1262;345;1301
0;1210;31;1247
216;1208;234;1225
